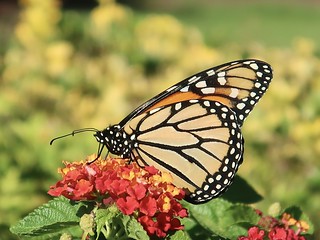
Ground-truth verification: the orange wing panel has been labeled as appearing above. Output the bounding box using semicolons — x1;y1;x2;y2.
144;92;232;113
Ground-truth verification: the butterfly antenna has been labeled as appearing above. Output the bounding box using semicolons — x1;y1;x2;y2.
50;128;99;145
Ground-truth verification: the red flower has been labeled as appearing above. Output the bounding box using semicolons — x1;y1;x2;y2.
268;226;287;240
238;226;265;240
48;156;188;238
116;196;139;215
239;210;309;240
139;196;157;216
268;226;306;240
138;216;158;236
127;184;146;200
170;200;188;218
156;213;172;234
73;179;93;197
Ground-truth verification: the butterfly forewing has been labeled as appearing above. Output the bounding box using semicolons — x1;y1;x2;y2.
123;99;244;204
120;59;272;127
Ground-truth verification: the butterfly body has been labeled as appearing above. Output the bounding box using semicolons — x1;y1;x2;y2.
95;125;134;158
93;59;272;204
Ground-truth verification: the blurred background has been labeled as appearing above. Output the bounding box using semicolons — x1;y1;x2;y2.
1;0;319;239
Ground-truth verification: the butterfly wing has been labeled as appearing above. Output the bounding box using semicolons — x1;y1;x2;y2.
98;59;273;203
119;59;273;128
123;99;244;204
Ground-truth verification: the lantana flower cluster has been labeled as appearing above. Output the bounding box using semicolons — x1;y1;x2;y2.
48;156;188;238
238;210;310;240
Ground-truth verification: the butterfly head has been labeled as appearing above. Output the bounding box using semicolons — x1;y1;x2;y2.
94;124;133;158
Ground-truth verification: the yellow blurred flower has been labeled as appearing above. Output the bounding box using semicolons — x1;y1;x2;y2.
293;37;316;57
16;0;60;48
45;41;74;76
178;44;222;72
135;15;185;60
91;2;129;32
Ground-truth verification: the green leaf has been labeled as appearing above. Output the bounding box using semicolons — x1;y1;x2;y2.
95;205;119;238
182;217;216;240
184;199;231;233
185;198;259;240
169;230;191;240
222;175;263;204
222;204;260;226
10;197;85;238
122;214;149;240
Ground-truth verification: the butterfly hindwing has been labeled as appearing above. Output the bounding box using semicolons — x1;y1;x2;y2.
123;99;244;204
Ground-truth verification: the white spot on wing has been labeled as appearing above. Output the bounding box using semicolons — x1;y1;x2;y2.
250;92;256;97
206;69;215;76
230;88;239;98
195;80;207;88
237;102;246;110
180;86;189;92
218;77;227;85
250;63;259;70
221;107;228;112
166;86;177;92
204;101;210;107
201;87;215;94
257;72;263;77
188;76;201;83
175;102;182;111
149;107;161;114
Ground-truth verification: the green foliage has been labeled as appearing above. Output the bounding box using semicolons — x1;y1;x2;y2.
10;197;85;239
222;175;263;204
95;206;149;240
169;2;320;48
184;199;260;239
1;0;319;239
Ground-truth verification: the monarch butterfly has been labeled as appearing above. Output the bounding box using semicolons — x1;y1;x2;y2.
51;59;273;204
